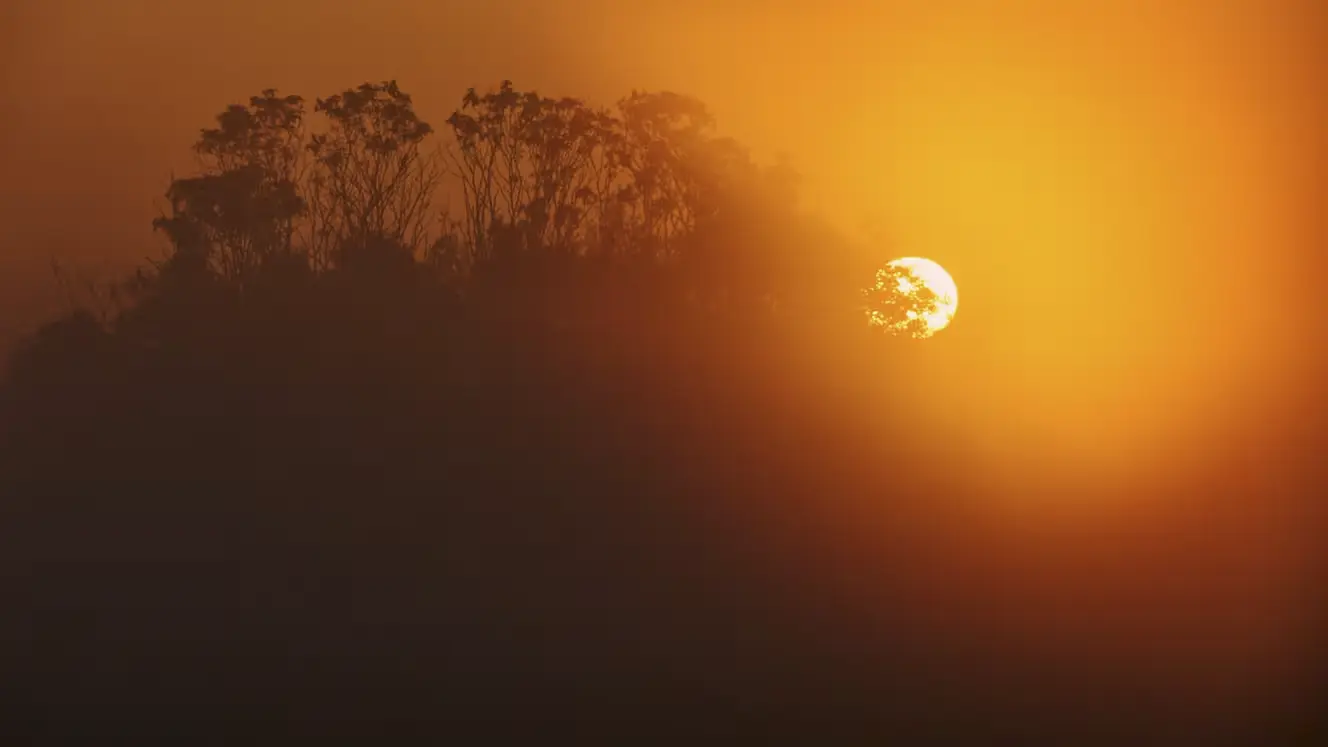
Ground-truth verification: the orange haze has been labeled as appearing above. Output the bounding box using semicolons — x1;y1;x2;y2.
3;0;1324;731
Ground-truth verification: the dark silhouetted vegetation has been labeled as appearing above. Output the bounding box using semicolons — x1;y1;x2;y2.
0;80;1311;744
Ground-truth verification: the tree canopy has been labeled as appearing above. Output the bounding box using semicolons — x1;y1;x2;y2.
0;79;978;743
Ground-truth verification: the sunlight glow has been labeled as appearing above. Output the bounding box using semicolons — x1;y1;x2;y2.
866;256;959;338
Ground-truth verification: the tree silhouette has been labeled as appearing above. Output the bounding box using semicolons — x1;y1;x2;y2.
445;81;607;261
861;263;942;338
440;81;792;282
307;80;441;269
153;90;307;284
2;77;1244;744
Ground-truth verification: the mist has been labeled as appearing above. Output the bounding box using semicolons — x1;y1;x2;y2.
1;0;1324;741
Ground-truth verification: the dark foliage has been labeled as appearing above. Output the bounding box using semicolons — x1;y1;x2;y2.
0;81;1306;744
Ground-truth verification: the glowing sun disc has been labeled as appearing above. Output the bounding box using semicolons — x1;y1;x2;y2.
866;256;959;338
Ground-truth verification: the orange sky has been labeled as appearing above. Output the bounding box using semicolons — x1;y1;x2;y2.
2;0;1323;722
1;0;1322;463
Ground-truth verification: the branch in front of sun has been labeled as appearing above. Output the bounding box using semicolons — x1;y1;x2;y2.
862;266;939;338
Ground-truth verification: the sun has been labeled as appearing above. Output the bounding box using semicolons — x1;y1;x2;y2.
862;257;959;338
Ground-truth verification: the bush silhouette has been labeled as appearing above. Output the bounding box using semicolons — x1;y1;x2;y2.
2;79;1279;744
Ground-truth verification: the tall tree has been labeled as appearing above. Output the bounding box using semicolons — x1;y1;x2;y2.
521;95;601;252
306;81;441;269
153;90;307;283
447;82;612;261
611;91;721;259
445;81;544;261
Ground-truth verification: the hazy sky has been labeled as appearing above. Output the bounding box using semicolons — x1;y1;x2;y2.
2;0;1323;458
1;2;1322;714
